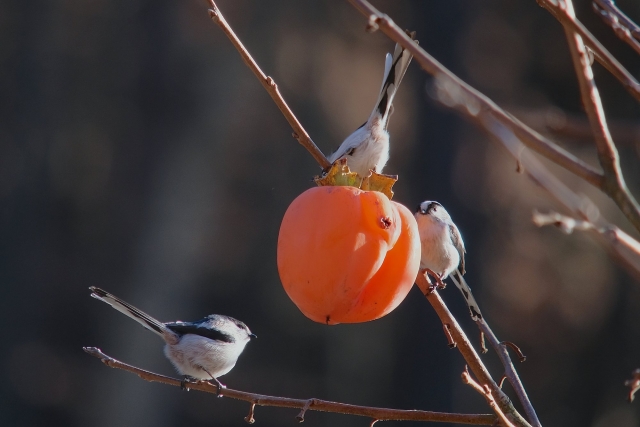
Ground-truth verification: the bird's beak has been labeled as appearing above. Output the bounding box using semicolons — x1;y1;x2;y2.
249;333;257;339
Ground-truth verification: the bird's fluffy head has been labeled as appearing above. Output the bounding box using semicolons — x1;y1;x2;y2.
416;201;451;223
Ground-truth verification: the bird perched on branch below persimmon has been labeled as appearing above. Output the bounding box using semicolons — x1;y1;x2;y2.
89;287;255;392
415;201;482;320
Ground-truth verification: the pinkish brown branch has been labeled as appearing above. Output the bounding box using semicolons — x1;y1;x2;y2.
476;320;540;427
593;0;640;55
462;367;517;427
346;0;603;190
206;0;330;170
536;0;640;102
415;273;532;427
532;210;640;279
625;369;640;402
559;0;640;238
83;347;496;426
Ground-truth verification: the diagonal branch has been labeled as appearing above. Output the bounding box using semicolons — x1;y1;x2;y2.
346;0;640;234
206;0;330;169
537;0;640;103
414;274;532;427
462;367;517;427
593;0;640;55
83;347;496;426
533;210;640;280
476;320;541;427
560;0;640;241
346;0;604;189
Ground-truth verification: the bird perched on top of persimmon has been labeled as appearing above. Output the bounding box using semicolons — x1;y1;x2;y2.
328;36;415;177
415;201;482;320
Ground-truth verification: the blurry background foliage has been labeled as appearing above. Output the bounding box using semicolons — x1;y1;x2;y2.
1;0;640;426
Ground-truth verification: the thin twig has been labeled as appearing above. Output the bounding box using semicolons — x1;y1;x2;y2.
484;117;640;279
206;0;330;169
346;0;604;189
593;0;640;55
462;367;517;427
560;0;640;238
536;0;640;103
532;210;640;278
512;107;640;146
501;341;527;363
415;274;532;427
477;321;539;427
83;347;496;426
625;369;640;403
245;402;256;424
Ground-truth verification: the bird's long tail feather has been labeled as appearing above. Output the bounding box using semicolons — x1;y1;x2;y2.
89;287;178;344
450;270;483;321
371;37;415;127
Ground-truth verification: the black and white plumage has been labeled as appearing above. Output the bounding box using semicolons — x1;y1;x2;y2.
89;287;255;388
415;201;482;320
327;39;414;176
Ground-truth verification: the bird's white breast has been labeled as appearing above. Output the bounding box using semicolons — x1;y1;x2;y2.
417;217;460;278
165;335;249;380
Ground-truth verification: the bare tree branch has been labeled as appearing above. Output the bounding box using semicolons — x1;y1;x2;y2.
625;368;640;403
346;0;604;189
532;210;640;279
83;347;496;425
476;320;541;427
512;107;640;146
462;367;517;427
206;0;330;169
593;0;640;55
345;0;640;235
536;0;640;103
558;0;640;240
415;273;533;427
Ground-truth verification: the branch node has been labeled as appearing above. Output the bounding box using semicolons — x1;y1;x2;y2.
625;368;640;403
244;402;256;424
207;1;220;21
366;15;379;32
501;341;526;362
266;76;277;87
296;398;316;422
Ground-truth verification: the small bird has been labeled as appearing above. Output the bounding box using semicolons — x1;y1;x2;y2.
415;201;482;320
327;38;414;177
89;287;255;392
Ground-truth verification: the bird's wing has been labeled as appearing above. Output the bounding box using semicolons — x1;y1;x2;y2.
165;321;236;343
327;125;368;163
449;223;466;275
89;287;179;344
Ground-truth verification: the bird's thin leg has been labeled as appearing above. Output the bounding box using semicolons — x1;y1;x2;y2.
202;367;225;397
180;375;198;391
425;268;447;291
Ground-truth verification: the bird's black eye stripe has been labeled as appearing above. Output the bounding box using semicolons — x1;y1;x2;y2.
427;202;442;214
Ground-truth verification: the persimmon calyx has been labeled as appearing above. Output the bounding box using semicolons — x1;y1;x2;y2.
314;158;398;199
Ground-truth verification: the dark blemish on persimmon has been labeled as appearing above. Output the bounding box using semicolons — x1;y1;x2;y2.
380;217;392;229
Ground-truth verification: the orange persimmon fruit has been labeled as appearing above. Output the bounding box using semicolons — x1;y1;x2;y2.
277;186;420;324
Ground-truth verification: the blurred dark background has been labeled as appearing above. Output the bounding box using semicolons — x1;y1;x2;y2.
2;0;640;426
